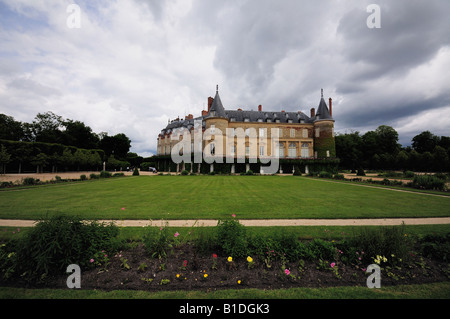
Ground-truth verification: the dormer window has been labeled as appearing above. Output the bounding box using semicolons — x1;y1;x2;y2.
244;118;250;122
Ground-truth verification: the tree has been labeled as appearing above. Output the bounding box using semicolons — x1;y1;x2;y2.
62;120;99;149
30;153;49;173
99;133;131;160
0;145;11;174
30;111;65;144
433;146;449;172
395;150;409;170
374;125;400;155
412;131;439;154
335;131;362;170
0;114;24;141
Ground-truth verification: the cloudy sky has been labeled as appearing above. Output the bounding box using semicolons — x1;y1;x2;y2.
1;0;449;156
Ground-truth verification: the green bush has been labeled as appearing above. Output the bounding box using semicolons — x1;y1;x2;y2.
319;171;333;179
245;170;254;175
112;172;124;177
411;174;446;191
403;171;415;178
181;170;189;175
100;170;112;178
307;239;336;261
420;233;450;261
348;225;413;265
216;219;247;258
23;177;39;185
12;216;121;281
90;173;99;179
132;167;140;176
143;223;172;259
80;174;87;181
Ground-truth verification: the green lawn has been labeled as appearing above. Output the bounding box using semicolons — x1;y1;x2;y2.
1;282;449;299
0;175;449;220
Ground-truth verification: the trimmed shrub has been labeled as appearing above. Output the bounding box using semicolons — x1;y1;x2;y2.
319;171;333;179
80;174;87;181
181;170;189;175
100;170;112;178
132;167;140;176
90;173;99;179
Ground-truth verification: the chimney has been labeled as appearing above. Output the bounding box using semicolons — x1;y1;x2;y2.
258;105;262;112
237;108;242;111
328;98;332;117
310;108;315;118
208;97;214;112
202;110;208;116
185;114;193;120
281;110;285;112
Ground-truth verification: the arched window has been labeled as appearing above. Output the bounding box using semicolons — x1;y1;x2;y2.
288;143;297;158
301;143;309;158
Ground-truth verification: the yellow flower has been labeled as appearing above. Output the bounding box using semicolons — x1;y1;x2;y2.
247;256;253;263
176;274;180;278
204;273;208;278
227;256;233;262
237;280;241;284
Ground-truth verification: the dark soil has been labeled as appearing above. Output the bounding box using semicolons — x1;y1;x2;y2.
9;243;448;292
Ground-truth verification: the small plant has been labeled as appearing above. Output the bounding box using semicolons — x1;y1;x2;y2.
247;256;255;269
137;262;148;272
120;257;131;270
140;277;153;284
179;259;188;271
160;278;170;285
226;256;236;271
211;253;218;270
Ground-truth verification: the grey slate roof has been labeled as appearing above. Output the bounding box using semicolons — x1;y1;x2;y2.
207;90;226;118
315;97;332;121
159;90;333;135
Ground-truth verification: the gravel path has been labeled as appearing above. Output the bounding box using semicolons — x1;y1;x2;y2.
1;217;450;228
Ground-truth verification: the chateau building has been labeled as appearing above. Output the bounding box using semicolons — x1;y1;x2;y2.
155;87;337;174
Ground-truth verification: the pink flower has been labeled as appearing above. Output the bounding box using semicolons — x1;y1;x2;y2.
183;260;187;267
174;232;179;238
90;259;94;263
121;207;125;210
285;269;290;275
232;214;236;218
330;262;336;268
212;253;218;259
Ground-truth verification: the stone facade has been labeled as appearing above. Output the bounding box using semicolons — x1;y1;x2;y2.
155;88;337;174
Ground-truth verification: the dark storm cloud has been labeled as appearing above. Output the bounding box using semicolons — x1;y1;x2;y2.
337;0;450;82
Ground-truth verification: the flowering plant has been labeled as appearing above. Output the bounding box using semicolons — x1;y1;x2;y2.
212;253;218;270
247;256;255;269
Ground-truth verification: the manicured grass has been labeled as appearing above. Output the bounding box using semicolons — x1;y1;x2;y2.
0;175;449;220
1;282;449;299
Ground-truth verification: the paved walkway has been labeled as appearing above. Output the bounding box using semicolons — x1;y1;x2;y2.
1;217;450;228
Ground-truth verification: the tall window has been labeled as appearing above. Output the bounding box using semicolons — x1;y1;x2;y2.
210;143;215;155
210;125;215;134
259;128;265;137
290;129;295;138
259;146;264;156
288;143;297;158
278;142;284;158
301;143;309;158
302;129;308;138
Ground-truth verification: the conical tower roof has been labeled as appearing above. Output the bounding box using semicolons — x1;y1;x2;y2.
208;85;226;118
